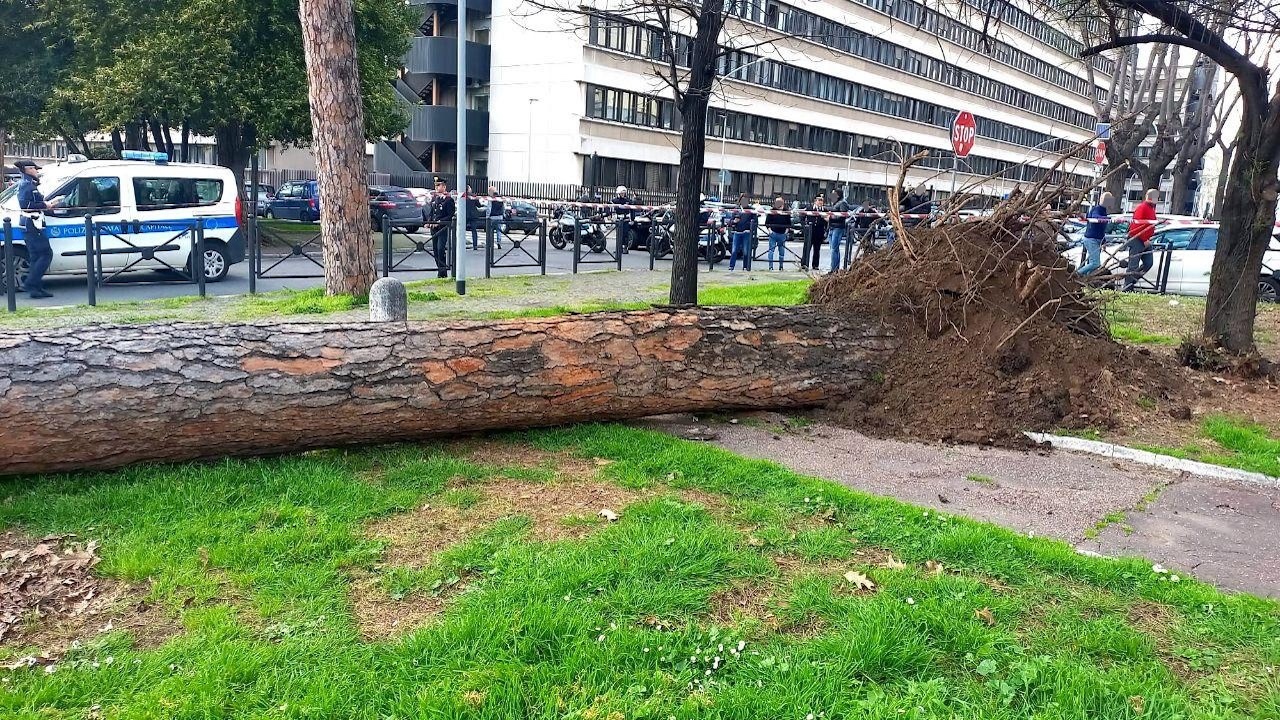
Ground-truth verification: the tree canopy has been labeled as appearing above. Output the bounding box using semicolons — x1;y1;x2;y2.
4;0;413;174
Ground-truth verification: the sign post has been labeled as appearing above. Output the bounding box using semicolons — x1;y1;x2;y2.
1092;141;1107;205
950;110;976;203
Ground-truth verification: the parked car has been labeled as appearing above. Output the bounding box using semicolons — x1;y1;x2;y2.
367;185;423;232
0;153;244;288
503;200;541;235
404;187;432;220
243;183;276;217
265;180;320;221
1064;222;1280;301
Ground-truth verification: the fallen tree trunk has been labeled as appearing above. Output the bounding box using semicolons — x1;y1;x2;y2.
0;307;895;476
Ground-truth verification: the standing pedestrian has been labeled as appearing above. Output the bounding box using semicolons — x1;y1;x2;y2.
803;195;827;270
486;186;506;250
465;185;483;249
764;197;790;270
1077;192;1112;277
611;185;636;253
854;198;877;255
827;189;850;271
15;160;61;299
428;178;455;278
728;194;754;271
1124;188;1159;291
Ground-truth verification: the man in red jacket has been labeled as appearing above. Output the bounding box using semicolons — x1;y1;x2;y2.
1124;188;1160;291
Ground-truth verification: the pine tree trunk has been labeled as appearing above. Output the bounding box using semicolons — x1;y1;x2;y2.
0;307;896;476
668;0;726;306
1202;91;1280;352
299;0;375;297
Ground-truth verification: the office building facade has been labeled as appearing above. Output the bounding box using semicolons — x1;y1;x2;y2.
377;0;1111;203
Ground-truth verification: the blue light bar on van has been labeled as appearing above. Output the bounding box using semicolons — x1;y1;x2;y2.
121;150;169;163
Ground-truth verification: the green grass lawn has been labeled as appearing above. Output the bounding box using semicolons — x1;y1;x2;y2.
1136;415;1280;477
1;425;1275;718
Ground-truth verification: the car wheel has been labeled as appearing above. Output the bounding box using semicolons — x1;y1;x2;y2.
406;225;420;234
1259;277;1280;303
0;246;31;292
193;241;230;283
590;231;607;254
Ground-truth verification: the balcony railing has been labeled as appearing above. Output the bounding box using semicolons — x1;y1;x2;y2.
405;36;491;82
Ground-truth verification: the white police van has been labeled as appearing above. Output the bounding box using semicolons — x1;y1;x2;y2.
0;152;244;287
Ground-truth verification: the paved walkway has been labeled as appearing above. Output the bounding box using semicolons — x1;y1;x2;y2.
640;413;1280;598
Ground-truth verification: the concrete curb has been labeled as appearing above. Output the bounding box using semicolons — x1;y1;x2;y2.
1024;432;1280;489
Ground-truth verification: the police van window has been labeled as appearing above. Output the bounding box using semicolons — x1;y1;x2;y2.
54;177;122;216
194;179;224;204
134;178;222;210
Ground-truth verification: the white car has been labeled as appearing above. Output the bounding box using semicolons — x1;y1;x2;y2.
1065;222;1280;301
0;152;244;288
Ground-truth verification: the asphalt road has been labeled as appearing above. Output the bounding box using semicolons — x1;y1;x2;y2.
10;231;833;309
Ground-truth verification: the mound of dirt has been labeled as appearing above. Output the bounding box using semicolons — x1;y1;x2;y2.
811;218;1185;445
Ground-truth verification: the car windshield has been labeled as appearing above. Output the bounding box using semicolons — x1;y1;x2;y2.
0;183;18;206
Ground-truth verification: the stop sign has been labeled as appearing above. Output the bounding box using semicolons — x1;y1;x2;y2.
1094;141;1107;165
951;111;976;158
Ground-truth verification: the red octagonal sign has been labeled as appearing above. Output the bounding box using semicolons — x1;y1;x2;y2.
951;111;976;158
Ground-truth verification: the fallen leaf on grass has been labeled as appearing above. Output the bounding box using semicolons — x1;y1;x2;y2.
878;556;907;570
1129;695;1145;715
924;560;945;576
975;607;996;627
843;571;876;591
598;509;619;522
592;458;615;467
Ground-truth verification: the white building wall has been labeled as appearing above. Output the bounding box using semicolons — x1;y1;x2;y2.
482;0;1107;193
488;0;589;184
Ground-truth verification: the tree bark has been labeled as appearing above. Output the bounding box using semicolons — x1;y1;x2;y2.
668;0;725;306
0;307;896;476
299;0;375;298
214;122;256;204
1202;85;1280;351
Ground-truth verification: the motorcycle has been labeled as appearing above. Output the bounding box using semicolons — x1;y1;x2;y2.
549;205;608;253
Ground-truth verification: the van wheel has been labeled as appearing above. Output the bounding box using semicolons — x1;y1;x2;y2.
192;241;230;283
1259;277;1280;303
0;246;30;293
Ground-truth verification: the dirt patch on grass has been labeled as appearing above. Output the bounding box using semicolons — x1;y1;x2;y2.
366;477;648;572
1;531;177;661
354;446;735;639
1127;600;1199;681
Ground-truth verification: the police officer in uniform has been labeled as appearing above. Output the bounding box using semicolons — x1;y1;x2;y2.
15;160;62;299
428;178;455;279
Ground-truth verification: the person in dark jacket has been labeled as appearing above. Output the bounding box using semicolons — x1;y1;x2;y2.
853;198;878;255
465;185;484;249
764;197;791;270
802;195;827;270
728;194;754;271
827;189;851;271
611;185;638;252
428;179;455;278
486;185;506;250
1077;191;1112;276
15;160;62;298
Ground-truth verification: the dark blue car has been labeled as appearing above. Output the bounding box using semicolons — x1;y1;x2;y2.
265;180;320;221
